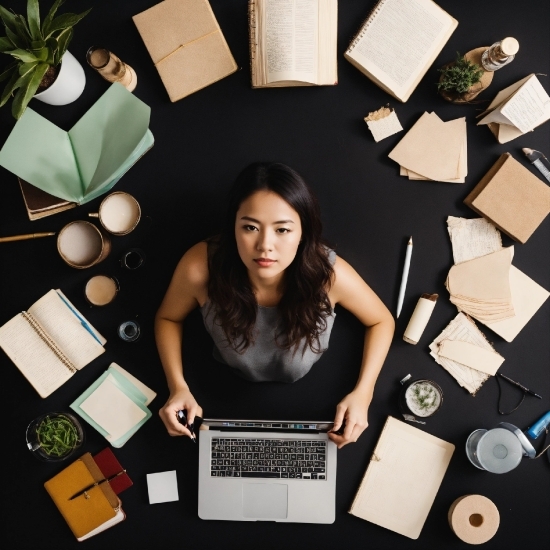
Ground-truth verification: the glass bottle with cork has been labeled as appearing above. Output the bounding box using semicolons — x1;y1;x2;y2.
481;37;519;71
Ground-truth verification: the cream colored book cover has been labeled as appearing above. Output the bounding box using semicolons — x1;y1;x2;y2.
349;416;454;539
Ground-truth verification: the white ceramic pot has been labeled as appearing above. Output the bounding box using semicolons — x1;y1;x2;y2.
34;51;86;105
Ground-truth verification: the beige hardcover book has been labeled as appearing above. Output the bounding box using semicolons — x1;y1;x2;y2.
0;290;106;398
464;153;550;243
133;0;238;102
344;0;457;102
476;74;550;143
349;416;454;539
249;0;338;88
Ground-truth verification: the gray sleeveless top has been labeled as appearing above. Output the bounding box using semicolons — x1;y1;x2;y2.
200;249;336;383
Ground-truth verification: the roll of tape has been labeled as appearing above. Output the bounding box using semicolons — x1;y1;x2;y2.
403;293;438;344
448;494;499;544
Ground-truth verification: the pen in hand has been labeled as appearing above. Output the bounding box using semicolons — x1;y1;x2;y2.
177;410;196;442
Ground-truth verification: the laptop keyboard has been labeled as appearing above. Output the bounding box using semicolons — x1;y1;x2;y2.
211;438;327;480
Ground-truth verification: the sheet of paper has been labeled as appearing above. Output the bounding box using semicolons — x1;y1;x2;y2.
366;111;403;142
349;416;454;540
446;216;502;264
438;339;504;376
108;363;157;406
79;374;147;441
484;266;550;342
429;313;494;394
147;471;179;504
388;112;464;181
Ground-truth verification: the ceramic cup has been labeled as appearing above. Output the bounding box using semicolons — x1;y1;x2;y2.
84;274;119;306
57;221;111;268
89;191;141;236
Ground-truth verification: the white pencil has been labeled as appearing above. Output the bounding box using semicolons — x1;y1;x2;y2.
396;237;413;318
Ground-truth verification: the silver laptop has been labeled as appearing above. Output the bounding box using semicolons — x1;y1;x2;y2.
198;419;337;523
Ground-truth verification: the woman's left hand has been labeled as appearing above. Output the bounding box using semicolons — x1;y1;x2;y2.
328;390;370;449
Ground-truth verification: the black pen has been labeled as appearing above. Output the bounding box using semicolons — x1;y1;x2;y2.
499;373;542;399
68;470;127;500
177;410;196;443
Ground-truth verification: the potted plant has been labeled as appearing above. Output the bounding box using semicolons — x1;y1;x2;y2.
0;0;91;119
437;50;492;104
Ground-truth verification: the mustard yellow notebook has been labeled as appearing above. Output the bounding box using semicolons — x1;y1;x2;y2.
44;453;124;541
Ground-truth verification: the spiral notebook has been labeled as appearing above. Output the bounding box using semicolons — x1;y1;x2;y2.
0;289;105;398
344;0;457;102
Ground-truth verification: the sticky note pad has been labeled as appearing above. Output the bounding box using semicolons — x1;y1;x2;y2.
146;470;179;504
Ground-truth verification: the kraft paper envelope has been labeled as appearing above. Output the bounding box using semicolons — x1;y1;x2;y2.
389;112;464;181
438;340;504;376
446;247;513;303
484;266;550;342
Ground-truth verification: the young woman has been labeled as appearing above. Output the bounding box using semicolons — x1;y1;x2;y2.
155;162;394;448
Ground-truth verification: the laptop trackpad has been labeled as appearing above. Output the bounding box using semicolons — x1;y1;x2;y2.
242;483;288;519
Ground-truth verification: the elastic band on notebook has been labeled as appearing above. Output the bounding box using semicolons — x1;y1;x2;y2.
155;30;220;65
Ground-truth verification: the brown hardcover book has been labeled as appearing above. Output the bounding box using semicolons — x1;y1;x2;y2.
344;0;457;102
18;178;77;221
248;0;338;88
464;153;550;243
132;0;238;102
44;452;125;541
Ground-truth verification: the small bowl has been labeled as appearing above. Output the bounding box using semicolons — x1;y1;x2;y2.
26;412;84;462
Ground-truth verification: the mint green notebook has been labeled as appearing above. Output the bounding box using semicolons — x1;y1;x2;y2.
0;83;153;204
70;364;153;448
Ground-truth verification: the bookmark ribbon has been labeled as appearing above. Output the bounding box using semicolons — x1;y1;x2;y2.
155;29;220;65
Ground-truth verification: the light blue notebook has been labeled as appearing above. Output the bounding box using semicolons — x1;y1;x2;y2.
70;363;156;448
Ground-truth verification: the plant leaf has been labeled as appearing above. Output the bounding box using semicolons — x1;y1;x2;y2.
44;9;91;37
18;59;38;75
53;27;71;64
14;14;32;42
41;0;65;36
12;62;48;119
5;25;27;49
5;48;37;62
33;45;49;62
31;39;45;49
0;67;21;107
0;5;18;34
0;35;15;51
0;61;16;82
27;0;41;40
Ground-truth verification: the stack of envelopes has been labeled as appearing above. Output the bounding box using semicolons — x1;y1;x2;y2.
445;246;515;322
388;112;467;182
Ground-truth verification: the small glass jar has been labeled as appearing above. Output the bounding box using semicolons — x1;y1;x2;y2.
26;412;85;462
481;37;519;71
399;378;443;419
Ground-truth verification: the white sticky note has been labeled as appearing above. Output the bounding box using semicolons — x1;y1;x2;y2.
147;470;179;504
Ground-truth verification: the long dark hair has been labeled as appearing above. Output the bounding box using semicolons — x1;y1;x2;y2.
207;162;334;354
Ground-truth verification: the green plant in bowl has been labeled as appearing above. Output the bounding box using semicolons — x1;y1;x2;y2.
26;411;84;461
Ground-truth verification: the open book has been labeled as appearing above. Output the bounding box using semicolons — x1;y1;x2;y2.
344;0;457;102
249;0;338;88
476;74;550;143
0;83;154;205
0;290;106;398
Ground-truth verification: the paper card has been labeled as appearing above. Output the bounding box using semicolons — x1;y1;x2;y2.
389;112;465;181
366;110;403;142
79;374;147;441
147;471;179;504
438;339;504;376
446;217;502;264
108;363;156;406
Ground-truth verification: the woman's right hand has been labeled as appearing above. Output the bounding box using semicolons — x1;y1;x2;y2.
159;387;203;438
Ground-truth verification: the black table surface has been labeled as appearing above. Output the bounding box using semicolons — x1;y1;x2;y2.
1;1;549;548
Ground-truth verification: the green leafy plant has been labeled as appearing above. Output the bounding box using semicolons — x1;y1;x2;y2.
35;413;82;457
0;0;91;119
437;52;484;94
